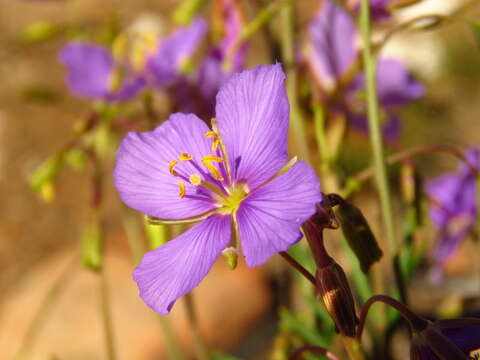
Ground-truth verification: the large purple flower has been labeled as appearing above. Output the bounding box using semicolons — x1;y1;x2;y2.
59;18;207;102
426;147;479;276
114;64;322;314
306;0;424;141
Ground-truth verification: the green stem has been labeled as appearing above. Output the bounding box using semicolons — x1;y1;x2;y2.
281;1;310;162
341;337;366;360
313;103;330;171
14;255;78;360
359;0;396;258
184;293;211;360
99;272;116;360
122;212;185;360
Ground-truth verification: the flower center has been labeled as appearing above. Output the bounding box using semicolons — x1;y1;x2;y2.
218;184;249;214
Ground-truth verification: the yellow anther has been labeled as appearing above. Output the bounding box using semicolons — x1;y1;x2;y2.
202;155;224;163
204;131;220;152
189;174;202;186
178;181;186;199
168;160;178;176
179;153;193;161
202;160;224;181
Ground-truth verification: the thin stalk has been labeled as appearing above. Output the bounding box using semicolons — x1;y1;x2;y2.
341;336;366;360
313;103;330;172
122;212;185;360
99;272;116;360
14;255;78;360
279;251;316;286
359;0;397;258
281;1;310;162
184;293;211;360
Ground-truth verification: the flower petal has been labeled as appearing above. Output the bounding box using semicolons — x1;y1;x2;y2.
114;113;217;219
59;42;113;99
308;0;357;90
237;162;321;267
133;214;231;314
376;59;425;107
215;63;290;188
148;18;207;87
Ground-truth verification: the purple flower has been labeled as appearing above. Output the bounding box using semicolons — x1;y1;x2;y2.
410;318;480;360
197;0;247;111
59;18;207;102
348;0;396;21
426;147;479;275
306;0;424;141
113;64;322;314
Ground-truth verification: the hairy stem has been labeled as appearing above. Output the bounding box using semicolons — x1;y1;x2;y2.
279;251;316;286
359;0;397;259
281;0;310;162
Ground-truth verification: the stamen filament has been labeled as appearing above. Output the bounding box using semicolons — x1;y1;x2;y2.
145;209;218;225
253;156;298;192
211;118;233;184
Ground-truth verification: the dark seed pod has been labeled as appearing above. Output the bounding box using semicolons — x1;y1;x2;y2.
316;261;358;338
328;194;383;273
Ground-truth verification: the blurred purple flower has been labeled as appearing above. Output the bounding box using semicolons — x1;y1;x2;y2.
348;0;396;21
410;318;480;360
426;147;479;277
59;18;207;102
113;64;321;314
196;0;247;115
306;0;424;141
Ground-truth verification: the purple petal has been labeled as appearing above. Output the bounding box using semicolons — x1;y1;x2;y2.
59;43;113;99
218;0;246;71
347;112;401;143
215;64;290;188
113;113;217;219
59;42;145;102
376;59;425;106
133;214;231;314
148;18;207;87
441;323;480;357
237;162;322;267
308;0;357;89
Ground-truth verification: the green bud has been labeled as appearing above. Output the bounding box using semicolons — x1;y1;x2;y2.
172;0;206;25
30;153;64;202
144;222;167;249
64;149;87;171
329;194;383;274
222;247;238;270
21;21;61;44
82;214;104;272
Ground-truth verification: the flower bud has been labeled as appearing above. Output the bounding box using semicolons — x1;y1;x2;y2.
82;212;104;272
30;153;64;203
316;261;358;338
328;194;383;273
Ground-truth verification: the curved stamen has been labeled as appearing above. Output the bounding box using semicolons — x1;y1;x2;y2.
145;209;218;225
212;118;233;184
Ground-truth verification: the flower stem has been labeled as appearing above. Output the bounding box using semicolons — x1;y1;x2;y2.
184;292;211;360
341;336;366;360
356;295;428;342
281;0;310;162
279;251;316;286
359;0;396;260
14;254;78;360
99;271;117;360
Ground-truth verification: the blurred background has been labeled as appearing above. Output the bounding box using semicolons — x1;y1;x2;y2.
0;0;479;359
